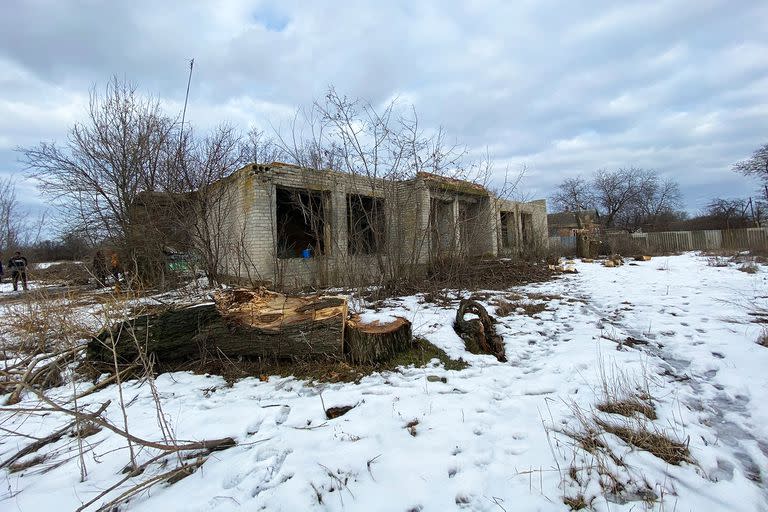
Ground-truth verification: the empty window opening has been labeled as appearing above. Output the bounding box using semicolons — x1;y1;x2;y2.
347;195;385;255
276;187;326;258
521;212;533;246
430;198;454;256
500;211;513;248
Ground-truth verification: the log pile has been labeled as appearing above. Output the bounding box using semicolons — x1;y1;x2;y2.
88;288;414;366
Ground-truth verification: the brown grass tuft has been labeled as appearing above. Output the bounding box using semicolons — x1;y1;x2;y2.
758;329;768;347
492;298;547;317
595;419;691;465
563;495;589;510
739;262;759;274
597;398;657;420
8;455;47;473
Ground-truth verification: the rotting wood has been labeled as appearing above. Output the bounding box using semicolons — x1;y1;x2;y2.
453;299;506;362
345;316;413;364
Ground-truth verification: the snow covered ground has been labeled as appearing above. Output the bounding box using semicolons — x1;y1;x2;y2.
2;253;768;511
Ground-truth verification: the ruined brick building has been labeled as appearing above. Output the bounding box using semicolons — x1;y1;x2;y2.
207;162;548;288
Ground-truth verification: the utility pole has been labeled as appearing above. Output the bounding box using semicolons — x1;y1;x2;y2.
179;58;194;147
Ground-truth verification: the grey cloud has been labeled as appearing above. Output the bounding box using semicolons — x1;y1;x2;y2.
1;0;767;219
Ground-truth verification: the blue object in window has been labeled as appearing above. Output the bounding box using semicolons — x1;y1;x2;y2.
301;248;312;259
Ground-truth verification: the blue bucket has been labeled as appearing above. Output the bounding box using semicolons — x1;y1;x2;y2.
301;248;312;259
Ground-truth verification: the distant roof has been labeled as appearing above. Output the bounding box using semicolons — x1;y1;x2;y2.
547;209;599;227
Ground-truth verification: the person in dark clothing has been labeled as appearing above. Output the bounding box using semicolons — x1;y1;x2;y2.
8;251;28;291
92;250;108;285
110;252;122;283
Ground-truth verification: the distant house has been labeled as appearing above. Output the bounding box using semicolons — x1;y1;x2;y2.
547;209;600;237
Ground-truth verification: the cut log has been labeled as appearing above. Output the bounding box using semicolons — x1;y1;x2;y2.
345;316;413;364
634;255;652;261
88;288;348;364
453;299;506;362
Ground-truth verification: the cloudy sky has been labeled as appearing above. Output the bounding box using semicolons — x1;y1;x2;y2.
1;0;767;219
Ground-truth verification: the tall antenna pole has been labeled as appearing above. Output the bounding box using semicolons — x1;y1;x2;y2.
179;58;194;147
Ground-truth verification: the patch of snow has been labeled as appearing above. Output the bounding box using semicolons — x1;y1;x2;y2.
1;253;767;510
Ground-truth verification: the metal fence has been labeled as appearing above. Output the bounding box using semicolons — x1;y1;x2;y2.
549;227;768;254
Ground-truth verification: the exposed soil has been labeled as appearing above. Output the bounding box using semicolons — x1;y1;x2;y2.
426;258;559;291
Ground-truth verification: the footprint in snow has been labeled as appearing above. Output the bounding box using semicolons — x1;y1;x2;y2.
274;405;290;425
246;418;264;435
221;448;292;491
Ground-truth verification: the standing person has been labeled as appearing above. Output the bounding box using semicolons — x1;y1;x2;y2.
110;251;122;283
92;250;107;285
8;251;28;291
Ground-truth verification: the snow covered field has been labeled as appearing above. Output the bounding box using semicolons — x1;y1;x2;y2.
2;253;768;511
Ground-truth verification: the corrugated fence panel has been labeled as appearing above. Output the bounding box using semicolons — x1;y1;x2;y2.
549;228;768;254
549;236;576;250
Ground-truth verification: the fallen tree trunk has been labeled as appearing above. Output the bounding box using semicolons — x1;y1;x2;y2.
454;299;506;362
88;289;348;364
345;316;413;364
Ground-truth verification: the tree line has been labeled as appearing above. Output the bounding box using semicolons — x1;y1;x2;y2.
551;167;683;231
551;141;768;233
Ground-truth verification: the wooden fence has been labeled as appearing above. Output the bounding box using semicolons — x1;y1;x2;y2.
549;227;768;254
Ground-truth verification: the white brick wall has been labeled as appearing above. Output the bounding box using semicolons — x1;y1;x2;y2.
208;163;549;288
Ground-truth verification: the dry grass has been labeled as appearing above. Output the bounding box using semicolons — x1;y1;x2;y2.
706;256;729;268
31;261;91;286
758;329;768;347
738;262;759;274
563;495;589;510
8;455;47;473
492;298;547;317
596;397;657;420
550;360;688;508
0;290;91;354
595;419;691;465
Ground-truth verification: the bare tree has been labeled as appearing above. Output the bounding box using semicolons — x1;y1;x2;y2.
170;124;251;286
19;77;177;245
271;87;483;286
553;168;682;231
705;198;752;229
551;176;594;212
616;170;682;231
18;77;262;287
592;168;645;228
0;177;44;253
733;143;768;180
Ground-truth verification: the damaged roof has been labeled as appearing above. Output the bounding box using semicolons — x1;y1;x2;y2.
417;171;488;196
242;162;490;196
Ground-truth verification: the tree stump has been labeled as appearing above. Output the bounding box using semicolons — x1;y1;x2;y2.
454;299;506;362
345;316;413;364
